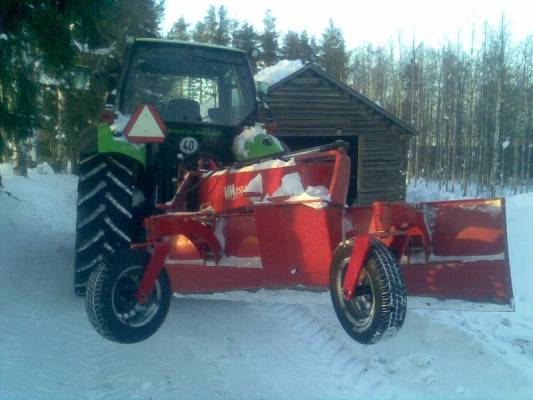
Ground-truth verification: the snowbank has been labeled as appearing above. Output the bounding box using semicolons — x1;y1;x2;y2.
406;179;520;202
254;59;304;86
1;161;55;178
505;192;533;315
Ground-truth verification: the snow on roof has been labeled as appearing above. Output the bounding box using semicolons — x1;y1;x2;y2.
254;60;304;87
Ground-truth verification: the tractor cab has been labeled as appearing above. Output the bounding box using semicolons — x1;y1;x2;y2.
118;39;258;130
103;39;284;204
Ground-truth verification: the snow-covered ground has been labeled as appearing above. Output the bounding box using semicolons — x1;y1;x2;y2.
1;166;533;400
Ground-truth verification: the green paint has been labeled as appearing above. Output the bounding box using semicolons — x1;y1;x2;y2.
97;124;146;166
235;133;285;161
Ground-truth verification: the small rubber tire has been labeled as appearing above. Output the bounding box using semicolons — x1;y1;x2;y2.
330;239;407;344
85;250;171;344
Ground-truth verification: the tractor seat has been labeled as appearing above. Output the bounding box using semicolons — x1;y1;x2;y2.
164;98;201;122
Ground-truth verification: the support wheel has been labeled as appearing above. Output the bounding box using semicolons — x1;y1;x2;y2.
330;239;407;344
85;250;171;343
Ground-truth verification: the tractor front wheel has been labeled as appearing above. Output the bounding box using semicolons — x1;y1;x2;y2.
85;250;171;343
330;239;407;344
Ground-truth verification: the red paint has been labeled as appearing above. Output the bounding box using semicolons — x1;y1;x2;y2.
343;235;372;301
133;147;513;307
136;243;169;304
402;260;512;302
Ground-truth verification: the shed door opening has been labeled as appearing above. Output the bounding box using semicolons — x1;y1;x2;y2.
280;135;358;205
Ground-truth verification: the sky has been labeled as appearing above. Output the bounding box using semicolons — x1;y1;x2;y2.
162;0;532;49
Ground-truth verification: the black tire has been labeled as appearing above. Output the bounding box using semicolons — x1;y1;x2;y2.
85;250;171;343
75;154;143;296
330;239;407;344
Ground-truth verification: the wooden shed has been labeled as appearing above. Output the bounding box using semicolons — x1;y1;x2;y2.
259;63;416;205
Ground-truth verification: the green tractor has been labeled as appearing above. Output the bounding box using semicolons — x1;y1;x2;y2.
75;39;284;295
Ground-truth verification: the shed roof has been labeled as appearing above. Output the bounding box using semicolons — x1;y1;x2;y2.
267;63;417;136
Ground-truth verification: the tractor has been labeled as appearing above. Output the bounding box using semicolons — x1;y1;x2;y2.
77;39;513;345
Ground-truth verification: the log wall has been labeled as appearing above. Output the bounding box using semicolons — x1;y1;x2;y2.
260;67;412;204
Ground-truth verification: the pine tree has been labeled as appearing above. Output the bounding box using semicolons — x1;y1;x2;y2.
214;6;231;46
260;10;279;66
281;31;300;60
298;31;316;63
319;19;348;81
204;5;218;43
232;22;259;72
168;16;190;41
192;21;209;43
232;22;258;53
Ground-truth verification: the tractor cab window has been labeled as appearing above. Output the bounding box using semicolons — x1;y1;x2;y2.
121;45;255;127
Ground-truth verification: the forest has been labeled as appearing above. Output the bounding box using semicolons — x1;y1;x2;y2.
1;1;531;195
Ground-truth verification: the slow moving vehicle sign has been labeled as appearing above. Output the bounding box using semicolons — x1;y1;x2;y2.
124;104;167;143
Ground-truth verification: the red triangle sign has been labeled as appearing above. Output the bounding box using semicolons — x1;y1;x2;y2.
124;104;167;143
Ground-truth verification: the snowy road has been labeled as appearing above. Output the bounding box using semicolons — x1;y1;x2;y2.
2;168;533;400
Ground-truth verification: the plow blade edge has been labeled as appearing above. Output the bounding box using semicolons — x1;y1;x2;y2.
402;198;513;310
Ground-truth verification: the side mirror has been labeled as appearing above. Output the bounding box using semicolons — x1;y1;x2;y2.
255;81;269;102
72;65;91;90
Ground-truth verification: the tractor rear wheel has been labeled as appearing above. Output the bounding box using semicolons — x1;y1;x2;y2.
330;239;407;344
85;250;171;343
75;154;143;296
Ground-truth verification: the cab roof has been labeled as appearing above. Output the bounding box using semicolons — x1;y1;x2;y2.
134;38;246;54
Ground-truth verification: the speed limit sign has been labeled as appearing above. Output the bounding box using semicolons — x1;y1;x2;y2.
179;137;199;154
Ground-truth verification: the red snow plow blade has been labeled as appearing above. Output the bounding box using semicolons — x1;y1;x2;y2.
346;198;513;309
405;198;512;309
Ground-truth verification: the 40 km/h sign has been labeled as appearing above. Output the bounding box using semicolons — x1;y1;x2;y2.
124;104;167;143
179;137;199;154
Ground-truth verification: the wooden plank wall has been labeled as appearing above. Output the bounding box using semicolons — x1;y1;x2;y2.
357;134;406;204
262;69;409;204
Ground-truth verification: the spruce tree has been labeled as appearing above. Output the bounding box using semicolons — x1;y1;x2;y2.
281;31;301;60
299;31;317;63
260;10;279;66
233;22;259;51
232;22;259;72
168;16;190;41
0;0;121;175
192;21;209;43
204;5;218;43
319;19;348;81
214;6;231;46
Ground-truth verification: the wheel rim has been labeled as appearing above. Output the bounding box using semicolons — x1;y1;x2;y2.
336;257;376;331
111;265;162;328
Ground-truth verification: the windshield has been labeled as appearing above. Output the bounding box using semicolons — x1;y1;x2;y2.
121;45;256;127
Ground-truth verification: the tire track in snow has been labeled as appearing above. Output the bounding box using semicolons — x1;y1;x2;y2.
252;302;389;400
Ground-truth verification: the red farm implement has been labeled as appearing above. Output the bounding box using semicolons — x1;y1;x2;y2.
85;142;512;345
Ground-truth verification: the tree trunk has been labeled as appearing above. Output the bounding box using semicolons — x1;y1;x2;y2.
13;140;28;177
